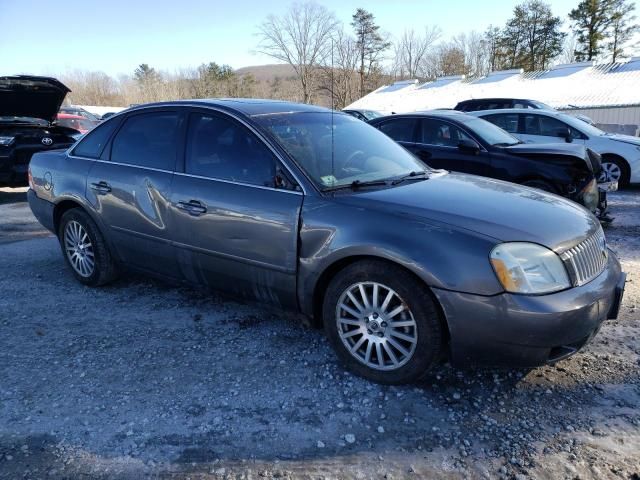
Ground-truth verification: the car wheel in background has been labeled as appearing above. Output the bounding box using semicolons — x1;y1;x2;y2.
323;260;444;385
58;209;118;286
599;157;630;188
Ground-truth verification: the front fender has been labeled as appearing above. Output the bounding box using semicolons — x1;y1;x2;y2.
297;198;503;315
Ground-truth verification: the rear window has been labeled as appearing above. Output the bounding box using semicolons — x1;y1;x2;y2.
72;118;120;158
110;112;182;170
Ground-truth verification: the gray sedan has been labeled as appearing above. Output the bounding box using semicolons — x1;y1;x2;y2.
27;100;625;384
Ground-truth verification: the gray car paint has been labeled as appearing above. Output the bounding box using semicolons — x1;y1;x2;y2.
27;100;623;367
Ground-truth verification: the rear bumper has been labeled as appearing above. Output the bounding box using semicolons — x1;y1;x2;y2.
27;189;56;233
433;252;625;367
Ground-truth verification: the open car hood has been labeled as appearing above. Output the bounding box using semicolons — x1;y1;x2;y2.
0;76;71;123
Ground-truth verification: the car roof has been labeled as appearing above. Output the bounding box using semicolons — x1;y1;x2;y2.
374;110;476;123
126;98;333;117
456;98;531;104
470;108;561;116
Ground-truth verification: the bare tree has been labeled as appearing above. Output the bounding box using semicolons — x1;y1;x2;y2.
318;28;360;108
393;26;441;79
559;34;578;64
256;2;340;103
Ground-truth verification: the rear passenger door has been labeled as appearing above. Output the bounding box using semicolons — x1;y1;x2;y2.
168;110;303;308
85;109;184;278
376;118;419;151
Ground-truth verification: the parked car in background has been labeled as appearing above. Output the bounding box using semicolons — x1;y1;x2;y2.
0;75;78;186
454;98;555;112
56;113;97;134
343;109;384;121
472;108;640;187
369;111;609;219
59;105;102;122
28;99;624;384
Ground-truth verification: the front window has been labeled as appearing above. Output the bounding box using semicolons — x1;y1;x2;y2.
462;117;520;146
254;112;428;190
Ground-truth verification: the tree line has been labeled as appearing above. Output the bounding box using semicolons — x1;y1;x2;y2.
63;0;638;109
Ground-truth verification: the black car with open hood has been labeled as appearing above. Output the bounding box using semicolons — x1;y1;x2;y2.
0;76;78;186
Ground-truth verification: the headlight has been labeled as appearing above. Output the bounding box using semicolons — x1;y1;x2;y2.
580;179;599;212
490;242;570;294
0;136;15;146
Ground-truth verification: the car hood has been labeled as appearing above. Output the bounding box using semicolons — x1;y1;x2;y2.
340;172;599;253
604;133;640;146
501;142;586;157
0;76;71;123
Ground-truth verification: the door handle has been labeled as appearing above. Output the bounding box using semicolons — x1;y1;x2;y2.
90;181;112;194
176;200;207;216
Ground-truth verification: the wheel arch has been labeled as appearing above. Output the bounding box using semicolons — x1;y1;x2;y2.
310;255;451;346
600;153;631;185
53;199;85;235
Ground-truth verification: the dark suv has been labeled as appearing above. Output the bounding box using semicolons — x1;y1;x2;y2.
454;98;553;112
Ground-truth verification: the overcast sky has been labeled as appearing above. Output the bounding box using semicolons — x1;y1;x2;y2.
0;0;627;77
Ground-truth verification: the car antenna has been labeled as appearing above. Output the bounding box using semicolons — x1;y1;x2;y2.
331;37;335;184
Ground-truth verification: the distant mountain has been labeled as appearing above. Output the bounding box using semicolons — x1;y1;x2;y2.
235;64;297;82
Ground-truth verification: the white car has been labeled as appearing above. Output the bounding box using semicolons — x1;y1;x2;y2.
471;108;640;187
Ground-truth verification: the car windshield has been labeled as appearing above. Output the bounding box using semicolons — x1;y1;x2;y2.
463;117;520;146
531;100;554;110
556;113;605;137
57;117;95;131
255;112;429;190
362;110;383;120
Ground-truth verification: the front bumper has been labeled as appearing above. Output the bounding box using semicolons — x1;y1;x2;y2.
433;252;625;367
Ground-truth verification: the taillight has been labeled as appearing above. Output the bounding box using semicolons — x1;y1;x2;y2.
28;167;34;190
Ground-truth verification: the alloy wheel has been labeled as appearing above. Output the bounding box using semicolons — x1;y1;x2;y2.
335;282;418;371
599;162;622;183
64;220;95;277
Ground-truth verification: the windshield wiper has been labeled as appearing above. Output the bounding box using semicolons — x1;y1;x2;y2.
492;142;521;147
323;179;390;192
390;170;429;185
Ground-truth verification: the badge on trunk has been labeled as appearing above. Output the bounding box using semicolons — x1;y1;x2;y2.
41;137;53;145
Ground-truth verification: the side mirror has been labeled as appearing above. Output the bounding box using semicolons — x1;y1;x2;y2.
555;127;573;143
458;138;480;154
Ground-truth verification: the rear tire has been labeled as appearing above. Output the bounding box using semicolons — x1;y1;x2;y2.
323;260;444;385
58;208;118;286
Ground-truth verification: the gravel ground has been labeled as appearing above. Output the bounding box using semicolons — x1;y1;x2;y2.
0;188;638;480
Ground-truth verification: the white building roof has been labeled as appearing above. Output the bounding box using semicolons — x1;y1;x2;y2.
346;58;640;114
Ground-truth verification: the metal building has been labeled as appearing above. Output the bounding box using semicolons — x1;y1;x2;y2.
346;58;640;135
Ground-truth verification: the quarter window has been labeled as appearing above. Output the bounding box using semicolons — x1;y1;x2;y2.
378;119;417;142
185;113;277;187
72;118;120;158
110;112;182;170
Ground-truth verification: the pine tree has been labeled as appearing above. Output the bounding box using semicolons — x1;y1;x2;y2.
569;0;616;61
607;0;639;62
351;8;391;97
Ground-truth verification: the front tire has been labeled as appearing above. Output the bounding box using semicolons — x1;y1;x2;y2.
58;208;118;286
323;260;445;384
599;156;630;188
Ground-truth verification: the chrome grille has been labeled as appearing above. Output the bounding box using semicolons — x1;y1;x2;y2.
560;228;608;287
